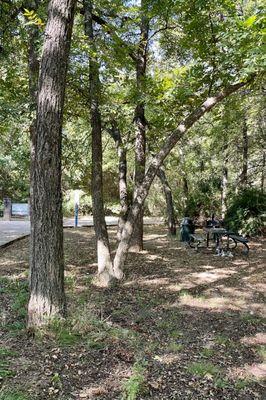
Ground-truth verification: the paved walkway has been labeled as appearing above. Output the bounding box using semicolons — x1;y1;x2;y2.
0;217;163;247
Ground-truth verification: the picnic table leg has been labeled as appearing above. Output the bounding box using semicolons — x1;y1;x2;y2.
216;234;222;254
226;235;230;252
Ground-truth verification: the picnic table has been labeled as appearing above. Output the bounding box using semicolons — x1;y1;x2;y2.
189;226;249;255
203;227;228;249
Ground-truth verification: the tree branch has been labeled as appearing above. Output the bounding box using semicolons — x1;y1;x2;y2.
91;13;138;62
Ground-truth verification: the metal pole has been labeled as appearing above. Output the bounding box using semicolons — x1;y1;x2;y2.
74;190;80;228
74;203;78;228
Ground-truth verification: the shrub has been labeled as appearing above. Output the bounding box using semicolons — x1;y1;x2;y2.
224;188;266;236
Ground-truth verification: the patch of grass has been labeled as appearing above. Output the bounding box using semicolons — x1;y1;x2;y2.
111;305;133;320
240;313;266;325
6;321;25;336
0;347;16;381
0;390;29;400
51;372;62;389
0;360;15;379
199;348;215;358
167;342;183;352
0;348;17;358
122;361;147;400
187;362;221;378
47;318;81;346
169;330;183;339
215;334;233;347
214;377;230;389
11;291;28;319
1;279;28;321
257;345;266;361
84;275;94;285
234;379;250;390
65;275;77;292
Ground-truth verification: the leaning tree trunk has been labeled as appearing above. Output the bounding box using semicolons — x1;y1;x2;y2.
108;121;129;241
239;116;248;187
157;167;176;235
112;78;253;277
84;0;113;286
130;4;149;251
28;0;76;328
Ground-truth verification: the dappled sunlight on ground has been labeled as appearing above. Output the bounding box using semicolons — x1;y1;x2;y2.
0;226;265;399
230;362;266;380
240;332;266;345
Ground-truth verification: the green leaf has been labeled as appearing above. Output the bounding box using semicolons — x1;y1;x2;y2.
243;15;257;27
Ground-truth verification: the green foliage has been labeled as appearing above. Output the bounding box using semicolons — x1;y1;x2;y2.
199;348;215;358
225;188;266;236
23;9;44;28
0;278;27;337
122;361;147;400
0;390;29;400
187;362;221;378
0;347;16;381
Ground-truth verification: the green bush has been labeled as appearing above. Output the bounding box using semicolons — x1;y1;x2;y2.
224;188;266;236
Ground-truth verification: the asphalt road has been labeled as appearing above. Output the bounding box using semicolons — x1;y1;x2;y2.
0;216;163;247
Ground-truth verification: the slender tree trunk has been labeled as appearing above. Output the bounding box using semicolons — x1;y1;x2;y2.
178;148;189;211
221;142;228;219
261;150;265;193
108;121;129;241
130;3;149;251
112;79;252;276
28;0;76;328
239;116;248;187
157;167;176;235
84;0;114;286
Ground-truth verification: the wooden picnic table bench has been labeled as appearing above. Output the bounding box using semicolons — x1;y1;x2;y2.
227;234;249;254
188;233;206;251
189;228;249;254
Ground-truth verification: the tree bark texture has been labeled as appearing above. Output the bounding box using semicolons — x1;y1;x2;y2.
261;150;265;193
113;79;253;276
27;1;41;283
221;141;228;219
157;167;176;235
108;121;129;241
131;3;149;251
178;147;189;212
84;0;114;286
28;0;76;328
239;116;248;187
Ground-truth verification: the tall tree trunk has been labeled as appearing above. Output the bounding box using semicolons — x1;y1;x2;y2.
221;142;228;219
112;79;252;277
130;3;149;251
27;2;40;283
239;116;248;187
261;150;265;193
108;121;129;241
178;148;189;212
157;167;176;235
28;0;76;328
84;0;114;286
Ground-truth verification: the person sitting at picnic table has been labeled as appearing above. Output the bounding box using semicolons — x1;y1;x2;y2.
206;213;220;228
205;213;222;245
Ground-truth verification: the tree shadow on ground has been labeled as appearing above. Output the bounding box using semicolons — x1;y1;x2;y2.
0;226;265;399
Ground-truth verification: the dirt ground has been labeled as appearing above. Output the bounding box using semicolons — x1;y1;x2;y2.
0;226;265;399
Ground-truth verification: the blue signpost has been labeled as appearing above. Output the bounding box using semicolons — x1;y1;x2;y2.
74;190;80;228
